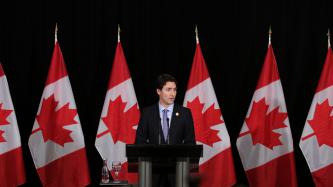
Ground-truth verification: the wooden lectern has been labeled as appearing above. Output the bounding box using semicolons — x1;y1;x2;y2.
126;144;203;187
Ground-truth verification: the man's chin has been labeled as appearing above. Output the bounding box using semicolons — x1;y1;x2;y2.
168;100;175;105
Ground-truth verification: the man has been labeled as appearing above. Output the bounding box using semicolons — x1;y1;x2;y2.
135;74;196;187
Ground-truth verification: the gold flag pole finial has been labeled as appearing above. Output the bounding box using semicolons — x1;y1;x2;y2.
195;25;199;44
268;25;272;46
327;29;331;48
118;24;121;42
55;23;58;43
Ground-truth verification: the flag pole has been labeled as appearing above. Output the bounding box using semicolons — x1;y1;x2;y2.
268;25;272;47
195;25;199;44
327;29;331;48
118;24;121;43
55;23;58;43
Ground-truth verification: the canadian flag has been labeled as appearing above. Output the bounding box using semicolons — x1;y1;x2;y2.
95;40;140;184
236;43;297;187
28;35;90;187
0;64;26;187
299;45;333;187
183;41;236;187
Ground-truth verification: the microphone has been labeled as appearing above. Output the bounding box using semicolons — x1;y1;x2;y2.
166;118;170;144
158;117;161;145
158;129;161;145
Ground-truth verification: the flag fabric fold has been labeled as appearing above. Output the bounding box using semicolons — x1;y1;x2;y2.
28;38;90;187
95;41;140;184
236;44;297;187
0;64;26;187
183;43;236;187
300;46;333;187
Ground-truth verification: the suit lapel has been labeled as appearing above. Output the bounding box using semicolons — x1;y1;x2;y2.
153;103;162;127
169;104;180;135
153;103;165;143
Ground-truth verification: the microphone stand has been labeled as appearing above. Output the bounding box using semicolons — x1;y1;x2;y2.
166;118;170;144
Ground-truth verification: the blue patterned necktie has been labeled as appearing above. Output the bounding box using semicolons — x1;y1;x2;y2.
162;109;169;142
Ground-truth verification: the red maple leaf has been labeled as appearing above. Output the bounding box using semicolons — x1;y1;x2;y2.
186;97;223;146
36;95;77;146
307;99;333;147
245;98;288;149
0;130;5;142
102;96;140;144
0;103;13;142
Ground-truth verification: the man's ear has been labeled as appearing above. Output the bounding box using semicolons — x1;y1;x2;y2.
156;89;161;96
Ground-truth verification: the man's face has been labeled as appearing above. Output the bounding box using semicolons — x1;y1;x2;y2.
157;81;177;107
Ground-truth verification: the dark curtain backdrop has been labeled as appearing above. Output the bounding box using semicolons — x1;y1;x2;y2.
0;0;332;186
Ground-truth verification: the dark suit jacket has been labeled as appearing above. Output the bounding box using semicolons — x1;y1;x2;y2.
135;103;196;187
135;103;195;145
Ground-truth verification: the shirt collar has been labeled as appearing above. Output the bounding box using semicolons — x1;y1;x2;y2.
158;103;174;113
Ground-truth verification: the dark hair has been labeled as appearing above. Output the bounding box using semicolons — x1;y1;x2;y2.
155;74;177;90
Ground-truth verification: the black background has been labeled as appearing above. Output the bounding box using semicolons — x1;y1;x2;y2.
0;0;332;186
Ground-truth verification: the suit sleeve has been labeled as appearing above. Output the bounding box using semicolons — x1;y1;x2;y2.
183;108;196;144
135;108;149;144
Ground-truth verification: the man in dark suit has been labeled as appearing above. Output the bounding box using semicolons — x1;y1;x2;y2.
135;74;196;187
